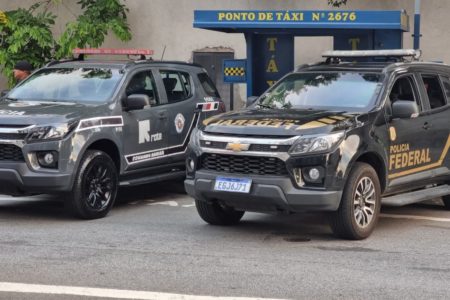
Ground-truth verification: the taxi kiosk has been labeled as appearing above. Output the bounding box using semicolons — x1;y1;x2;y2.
194;10;410;96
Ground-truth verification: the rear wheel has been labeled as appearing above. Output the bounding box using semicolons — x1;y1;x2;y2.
66;150;118;219
330;162;381;240
195;199;244;225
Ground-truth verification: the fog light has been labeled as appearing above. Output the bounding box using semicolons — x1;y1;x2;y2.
44;153;54;165
36;151;59;169
303;166;325;184
309;168;320;181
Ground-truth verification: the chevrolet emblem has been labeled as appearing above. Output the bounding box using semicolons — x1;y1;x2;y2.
226;142;250;152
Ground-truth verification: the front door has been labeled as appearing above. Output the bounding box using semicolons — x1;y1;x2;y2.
122;69;169;171
387;74;439;186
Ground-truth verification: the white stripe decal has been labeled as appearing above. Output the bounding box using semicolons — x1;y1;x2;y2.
0;282;285;300
75;116;124;132
125;113;199;165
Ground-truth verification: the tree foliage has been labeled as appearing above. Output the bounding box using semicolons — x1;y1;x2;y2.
328;0;348;7
0;0;131;86
56;0;131;59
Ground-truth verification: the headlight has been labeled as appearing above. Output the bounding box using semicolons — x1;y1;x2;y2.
289;132;344;155
26;122;77;143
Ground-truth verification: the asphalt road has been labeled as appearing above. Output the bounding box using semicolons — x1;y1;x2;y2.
0;182;449;299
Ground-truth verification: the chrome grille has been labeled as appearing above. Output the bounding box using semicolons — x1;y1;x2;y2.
200;153;288;176
200;141;291;152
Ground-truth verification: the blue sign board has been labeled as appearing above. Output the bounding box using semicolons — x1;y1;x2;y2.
223;59;247;83
194;10;410;97
194;10;409;31
252;35;293;96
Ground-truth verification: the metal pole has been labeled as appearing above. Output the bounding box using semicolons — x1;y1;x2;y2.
413;0;421;50
230;83;234;111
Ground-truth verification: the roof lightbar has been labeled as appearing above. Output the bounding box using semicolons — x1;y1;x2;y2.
322;49;421;60
73;48;154;56
72;48;154;61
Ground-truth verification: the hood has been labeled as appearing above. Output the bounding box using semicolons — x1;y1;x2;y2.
0;100;108;126
201;108;362;136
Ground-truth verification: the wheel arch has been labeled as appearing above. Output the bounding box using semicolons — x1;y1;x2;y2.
354;152;387;193
85;139;121;172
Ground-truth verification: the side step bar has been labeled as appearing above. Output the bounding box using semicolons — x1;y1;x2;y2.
119;171;185;187
382;184;450;206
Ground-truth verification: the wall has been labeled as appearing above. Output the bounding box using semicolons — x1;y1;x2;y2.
1;0;449;104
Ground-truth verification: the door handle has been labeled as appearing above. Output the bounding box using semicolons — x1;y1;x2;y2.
423;122;432;130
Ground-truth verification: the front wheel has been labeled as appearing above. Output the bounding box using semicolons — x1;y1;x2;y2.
66;150;118;219
195;199;244;225
330;162;381;240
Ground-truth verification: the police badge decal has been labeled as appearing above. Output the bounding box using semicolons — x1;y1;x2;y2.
175;113;185;134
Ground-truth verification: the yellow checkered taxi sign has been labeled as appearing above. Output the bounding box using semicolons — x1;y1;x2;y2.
224;67;245;77
223;59;247;83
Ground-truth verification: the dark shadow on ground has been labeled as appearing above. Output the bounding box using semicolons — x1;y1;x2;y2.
0;180;187;219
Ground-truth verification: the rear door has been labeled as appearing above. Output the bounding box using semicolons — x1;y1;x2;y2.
121;69;169;171
155;69;199;163
417;73;450;177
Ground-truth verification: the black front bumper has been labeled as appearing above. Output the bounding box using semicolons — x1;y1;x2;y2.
0;162;72;195
185;170;342;213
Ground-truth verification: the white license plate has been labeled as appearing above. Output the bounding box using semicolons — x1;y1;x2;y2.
214;177;252;193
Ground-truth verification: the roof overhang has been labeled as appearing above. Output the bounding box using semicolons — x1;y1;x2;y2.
194;10;409;33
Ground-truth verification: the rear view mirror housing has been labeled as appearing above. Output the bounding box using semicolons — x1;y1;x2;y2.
123;94;150;111
392;100;419;119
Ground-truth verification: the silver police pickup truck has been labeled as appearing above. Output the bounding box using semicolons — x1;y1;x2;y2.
0;50;224;219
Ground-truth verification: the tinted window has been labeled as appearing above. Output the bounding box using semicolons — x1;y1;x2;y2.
422;75;447;109
9;67;123;103
390;76;417;101
126;71;159;105
258;72;382;110
440;76;450;100
160;70;192;103
198;73;220;98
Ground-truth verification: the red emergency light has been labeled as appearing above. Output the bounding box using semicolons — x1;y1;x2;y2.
73;48;154;56
196;102;220;112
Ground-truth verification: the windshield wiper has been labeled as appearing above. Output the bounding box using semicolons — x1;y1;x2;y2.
257;103;273;109
4;97;18;101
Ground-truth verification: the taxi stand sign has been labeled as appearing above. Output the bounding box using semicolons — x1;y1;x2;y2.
223;59;247;83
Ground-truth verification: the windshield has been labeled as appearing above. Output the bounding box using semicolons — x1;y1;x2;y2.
258;72;383;111
8;67;123;103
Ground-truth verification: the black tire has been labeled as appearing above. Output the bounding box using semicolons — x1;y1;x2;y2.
443;195;450;210
195;199;244;225
330;162;381;240
66;150;118;219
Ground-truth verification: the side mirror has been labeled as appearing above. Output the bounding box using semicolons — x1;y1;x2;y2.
246;96;258;107
124;94;150;111
392;100;419;119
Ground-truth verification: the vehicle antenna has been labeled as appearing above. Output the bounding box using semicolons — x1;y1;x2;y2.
161;45;166;61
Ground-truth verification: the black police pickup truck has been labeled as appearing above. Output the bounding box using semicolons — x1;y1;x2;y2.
0;49;224;219
185;49;450;239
